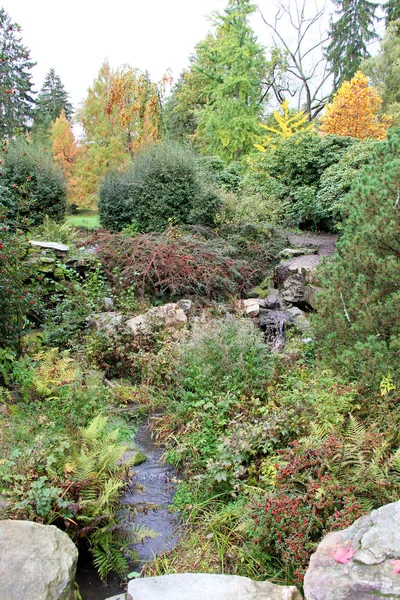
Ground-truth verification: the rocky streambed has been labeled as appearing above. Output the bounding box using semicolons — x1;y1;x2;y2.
76;418;179;600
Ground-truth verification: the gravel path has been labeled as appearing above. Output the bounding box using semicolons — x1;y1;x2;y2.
286;231;338;257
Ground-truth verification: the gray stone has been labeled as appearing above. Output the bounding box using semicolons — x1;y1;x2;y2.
286;306;305;319
127;573;301;600
126;303;187;336
304;499;400;600
87;311;125;334
242;299;260;317
274;255;321;310
280;248;318;258
0;519;78;600
30;240;70;253
105;594;127;600
264;289;281;310
177;299;193;314
103;296;114;310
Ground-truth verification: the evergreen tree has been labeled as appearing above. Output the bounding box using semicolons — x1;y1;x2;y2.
326;0;379;90
196;0;268;161
313;128;400;389
36;68;73;122
0;8;35;137
385;0;400;26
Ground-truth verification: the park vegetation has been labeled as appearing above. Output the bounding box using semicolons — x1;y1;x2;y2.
1;0;400;594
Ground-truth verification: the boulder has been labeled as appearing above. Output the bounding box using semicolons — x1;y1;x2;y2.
304;499;400;599
242;299;260;317
264;289;281;310
280;248;318;259
177;299;193;315
87;311;125;334
127;573;301;600
274;255;321;310
126;303;187;336
29;240;70;254
0;520;78;600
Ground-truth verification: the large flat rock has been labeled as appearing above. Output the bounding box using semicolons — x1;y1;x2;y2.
127;573;301;600
0;520;78;600
304;500;400;599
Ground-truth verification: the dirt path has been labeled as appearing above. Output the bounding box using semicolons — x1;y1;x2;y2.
286;231;338;257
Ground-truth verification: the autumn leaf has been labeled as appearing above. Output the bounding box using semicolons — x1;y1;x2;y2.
331;544;356;564
390;560;400;575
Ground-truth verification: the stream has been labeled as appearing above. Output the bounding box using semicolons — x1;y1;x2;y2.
75;418;179;600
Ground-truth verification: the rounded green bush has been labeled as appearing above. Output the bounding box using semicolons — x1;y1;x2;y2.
98;142;220;232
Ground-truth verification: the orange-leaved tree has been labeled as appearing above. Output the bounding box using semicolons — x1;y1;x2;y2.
319;71;392;139
51;110;78;200
105;66;172;154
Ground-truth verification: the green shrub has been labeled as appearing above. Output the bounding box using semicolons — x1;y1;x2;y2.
246;132;356;229
313;128;400;389
316;139;378;224
0;138;66;227
98;142;220;232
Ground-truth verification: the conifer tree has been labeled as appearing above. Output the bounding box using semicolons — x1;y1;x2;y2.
319;71;392;139
313;128;400;388
36;68;73;122
326;0;379;90
0;8;35;137
195;0;268;161
385;0;400;26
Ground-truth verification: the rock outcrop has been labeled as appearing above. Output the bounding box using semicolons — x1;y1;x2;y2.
126;303;187;336
304;499;400;599
0;520;78;600
127;573;301;600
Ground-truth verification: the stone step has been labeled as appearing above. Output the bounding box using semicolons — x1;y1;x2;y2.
127;573;301;600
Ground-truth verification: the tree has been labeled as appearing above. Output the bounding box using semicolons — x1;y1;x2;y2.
51;110;78;201
195;0;268;161
313;128;400;388
255;100;314;150
105;66;171;154
32;68;73;146
72;61;129;208
0;8;35;137
325;0;379;90
385;0;400;26
319;71;392;139
361;20;400;125
260;0;332;119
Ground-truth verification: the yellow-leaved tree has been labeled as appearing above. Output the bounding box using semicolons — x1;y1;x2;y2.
255;100;314;152
319;71;392;139
51;110;78;201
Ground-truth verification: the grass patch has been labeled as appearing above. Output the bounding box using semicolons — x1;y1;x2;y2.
67;210;99;229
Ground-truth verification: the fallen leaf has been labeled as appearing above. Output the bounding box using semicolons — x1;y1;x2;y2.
331;544;355;564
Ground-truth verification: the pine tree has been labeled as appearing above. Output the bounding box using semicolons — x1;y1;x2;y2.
385;0;400;25
313;128;400;389
195;0;267;162
0;8;36;137
36;68;73;122
326;0;379;90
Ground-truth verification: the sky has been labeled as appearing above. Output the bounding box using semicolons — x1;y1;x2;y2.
4;0;231;110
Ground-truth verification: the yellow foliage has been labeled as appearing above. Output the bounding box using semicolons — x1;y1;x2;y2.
256;100;314;152
319;71;392;140
51;110;79;201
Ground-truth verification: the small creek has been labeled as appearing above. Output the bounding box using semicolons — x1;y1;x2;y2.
76;418;179;600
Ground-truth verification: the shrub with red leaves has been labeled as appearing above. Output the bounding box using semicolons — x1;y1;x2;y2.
87;231;268;299
247;434;400;584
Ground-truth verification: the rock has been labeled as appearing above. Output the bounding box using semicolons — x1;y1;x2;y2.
0;519;78;600
127;573;301;600
87;312;125;334
264;289;281;310
304;499;400;600
177;299;192;315
105;595;127;600
126;303;187;336
103;297;114;310
274;255;320;288
29;240;70;254
280;248;318;258
303;285;320;311
286;306;305;319
242;299;260;317
274;255;321;310
258;309;294;342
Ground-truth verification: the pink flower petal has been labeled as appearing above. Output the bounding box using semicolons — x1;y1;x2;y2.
390;560;400;575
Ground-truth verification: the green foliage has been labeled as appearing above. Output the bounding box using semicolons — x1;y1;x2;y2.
326;0;379;90
246;132;356;228
0;8;36;137
32;68;73;144
316;139;378;225
0;138;66;226
99;141;220;232
361;21;400;126
195;0;268;161
313;128;400;388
